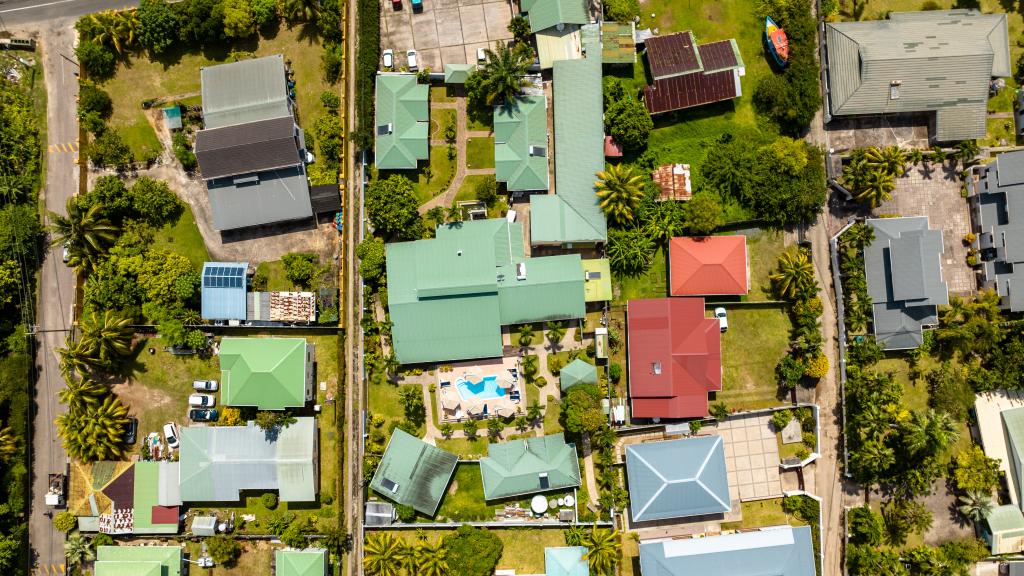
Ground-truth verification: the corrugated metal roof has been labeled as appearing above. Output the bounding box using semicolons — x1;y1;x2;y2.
480;433;581;499
196;116;302;180
375;73;429;170
582;258;612;302
275;549;327;576
494;95;549;192
988;504;1024;534
971;150;1024;311
132;462;179;534
178;418;316;502
369;429;459;515
545;547;590;576
560;358;597;391
96;546;181;576
201;262;248;321
496;254;585;324
201;55;291;129
638;526;817;576
826;11;1008;141
1005;407;1024;506
206;165;312;231
521;0;589;33
600;22;637;64
444;64;476;85
626;435;730;522
220;337;309;410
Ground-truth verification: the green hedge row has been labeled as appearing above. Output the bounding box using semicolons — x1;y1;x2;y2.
353;0;380;151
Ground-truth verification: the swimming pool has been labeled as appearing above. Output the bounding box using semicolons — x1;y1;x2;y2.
456;375;505;401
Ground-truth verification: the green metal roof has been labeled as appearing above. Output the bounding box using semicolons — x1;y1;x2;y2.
386;220;585;364
531;58;606;245
560;359;597;391
444;64;476;85
494;96;549;192
521;0;589;33
987;504;1024;534
370;429;459;515
545;547;590;576
220;337;309;410
480;433;581;499
375;73;430;169
132;462;179;534
275;549;328;576
200;55;291;129
825;10;1009;141
582;259;611;301
1005;407;1024;506
96;546;181;576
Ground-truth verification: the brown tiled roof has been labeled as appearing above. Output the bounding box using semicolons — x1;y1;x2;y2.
652;164;692;201
195;116;301;180
645;31;701;80
698;40;741;73
643;70;739;114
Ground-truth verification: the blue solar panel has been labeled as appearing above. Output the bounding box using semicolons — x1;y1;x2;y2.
201;262;249;320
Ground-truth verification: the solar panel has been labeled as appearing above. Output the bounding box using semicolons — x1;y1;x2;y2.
538;473;549;489
203;264;247;290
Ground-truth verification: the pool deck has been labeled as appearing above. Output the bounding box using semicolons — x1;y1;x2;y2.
437;357;522;422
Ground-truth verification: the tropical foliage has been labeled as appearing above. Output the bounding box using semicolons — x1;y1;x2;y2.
466;41;534;107
48;200;119;273
770;248;815;300
843;146;906;207
595;164;645;225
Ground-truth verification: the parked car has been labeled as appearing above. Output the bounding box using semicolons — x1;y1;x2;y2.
391;0;401;9
189;409;219;422
188;393;216;407
411;0;422;12
406;50;418;71
192;379;218;392
714;307;728;333
61;243;69;263
122;417;138;445
163;422;180;449
383;49;394;70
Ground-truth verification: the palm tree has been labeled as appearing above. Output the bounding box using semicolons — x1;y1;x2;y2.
48;199;119;272
56;395;130;461
956;140;980;164
282;0;319;22
607;227;654;277
876;145;906;176
958;490;994;522
415;538;449;576
546;321;567;348
0;426;18;461
843;223;875;251
86;10;138;54
521;355;539;383
487;417;503;440
853;168;895;207
770;249;816;300
514;415;529;432
477;41;534;105
930;145;948;165
583;525;621;576
906;148;924;166
64;533;95;567
58;336;97;380
644;200;685;247
517;323;535;348
594;164;645;225
526;401;542;423
78;309;134;367
363;532;406;576
58;377;108;414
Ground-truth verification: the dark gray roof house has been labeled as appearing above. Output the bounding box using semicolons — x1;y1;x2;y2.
196;55;313;231
968;150;1024;311
864;217;948;350
825;10;1009;141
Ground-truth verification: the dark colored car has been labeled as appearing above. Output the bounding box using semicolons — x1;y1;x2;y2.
392;0;401;9
122;417;138;445
189;409;219;422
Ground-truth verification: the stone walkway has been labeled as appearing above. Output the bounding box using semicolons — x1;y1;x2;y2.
419;98;495;214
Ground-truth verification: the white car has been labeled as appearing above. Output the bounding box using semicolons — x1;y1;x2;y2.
163;422;180;449
714;307;728;333
61;243;70;263
382;49;394;70
188;393;216;407
193;380;218;392
406;50;418;71
477;47;487;63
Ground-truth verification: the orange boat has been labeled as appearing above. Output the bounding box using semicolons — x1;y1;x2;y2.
766;16;789;67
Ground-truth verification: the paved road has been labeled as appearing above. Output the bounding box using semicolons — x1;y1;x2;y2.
0;0;136;26
28;22;79;576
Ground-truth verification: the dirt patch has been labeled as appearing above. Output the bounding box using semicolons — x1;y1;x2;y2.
448;479;460;495
112;381;173;416
703;3;723;22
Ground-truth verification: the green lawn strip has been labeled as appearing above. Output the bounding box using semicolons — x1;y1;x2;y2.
454;174;493;203
613;249;667;305
153;203;209;270
255;260;292;291
526;380;540;408
430;86;455;103
466;137;495;169
435;463;493;520
308;335;340;500
720;498;805;531
186;541;273;576
718;307;791;411
410;146;455;204
367;381;405;430
118;112;162;161
388;529;568;574
543;396;563;435
436;436;490;459
431;108;456;140
622;531;640;576
467;113;493;132
984;117;1017;148
742;229;787;301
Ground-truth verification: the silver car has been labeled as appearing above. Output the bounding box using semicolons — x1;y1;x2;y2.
406;50;418;71
188;393;216;407
383;49;394;70
193;379;218;392
714;307;728;333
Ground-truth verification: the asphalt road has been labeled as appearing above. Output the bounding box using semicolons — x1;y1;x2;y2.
28;22;78;576
0;0;136;26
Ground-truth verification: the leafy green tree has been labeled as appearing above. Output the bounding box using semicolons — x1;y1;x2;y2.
507;15;531;41
604;98;652;152
475;41;534;106
172;131;197;170
770;249;816;300
847;505;884;546
282;252;321;289
399;385;426;427
49;199;119;272
953;445;1001;493
357;238;387;286
76;39;117;80
254;411;297;432
130;177;181;226
222;0;255;37
366;175;424;239
776;354;805;390
684;192;723;235
80;9;139;54
521;354;539;382
251;0;279;27
595;164;645;225
583;525;621;576
846;544;908;576
607;226;654;277
207;534;241;566
955;140;979;163
445;525;503;576
174;0;227;44
462;419;479;439
64;533;95;567
137;0;178;55
439;422;454;439
709;402;729;421
321;42;344;84
849;439;895;486
603;0;640;21
88;129;133;167
514;415;529;432
280;518;309;548
562;383;605;435
53;511;77;533
78;83;113;119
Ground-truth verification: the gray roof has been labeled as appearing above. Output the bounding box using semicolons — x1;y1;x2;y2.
200;262;248;321
970;150;1024;311
206;166;312;230
369;429;459;516
195;116;302;179
625;435;731;523
201;55;292;129
865;217;948;350
639;526;817;576
825;10;1009;141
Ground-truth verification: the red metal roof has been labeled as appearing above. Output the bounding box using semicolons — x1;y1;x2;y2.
643;70;739;115
149;505;179;525
644;31;701;80
669;236;749;296
652;164;692;201
698;40;740;73
627;298;721;419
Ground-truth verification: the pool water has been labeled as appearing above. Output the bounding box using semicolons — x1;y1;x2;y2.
456;375;505;400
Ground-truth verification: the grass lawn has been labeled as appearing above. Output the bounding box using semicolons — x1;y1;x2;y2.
778;433;806;461
613;249;668;304
153;203;209;270
185;541;274;576
436;463;491;520
118;112;163;161
744;229;788;301
387;529;568;574
454;174;494;202
412;146;456;204
430;85;456;103
720;498;807;531
466;137;495;169
436;436;490;459
544;396;563;435
718;308;791;411
468;112;493;133
367;381;407;431
622;532;640;576
431;108;456;140
984;117;1017;148
255;260;293;291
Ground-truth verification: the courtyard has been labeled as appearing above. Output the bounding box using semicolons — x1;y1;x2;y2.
380;0;513;71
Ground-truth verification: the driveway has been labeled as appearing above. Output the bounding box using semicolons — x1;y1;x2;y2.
380;0;513;71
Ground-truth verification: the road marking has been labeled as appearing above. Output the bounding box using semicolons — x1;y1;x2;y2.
0;0;82;14
59;564;65;574
39;565;48;574
48;142;78;154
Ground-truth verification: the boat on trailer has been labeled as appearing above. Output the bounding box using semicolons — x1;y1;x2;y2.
765;16;789;67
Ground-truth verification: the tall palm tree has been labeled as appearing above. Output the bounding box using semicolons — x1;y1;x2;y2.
56;395;130;461
0;426;18;461
521;354;539;383
958;490;994;522
583;525;621;576
956;140;980;163
363;532;406;576
644;199;685;247
853;168;896;207
64;533;95;567
478;41;534;105
415;538;449;576
48;199;119;272
58;377;108;414
282;0;319;22
770;249;816;300
843;223;875;251
58;335;96;380
546;321;567;348
906;148;924;166
87;10;138;54
517;324;534;348
79;309;134;367
876;145;906;176
594;164;645;225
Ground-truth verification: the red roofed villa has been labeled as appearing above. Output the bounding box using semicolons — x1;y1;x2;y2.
669;236;749;296
626;298;722;419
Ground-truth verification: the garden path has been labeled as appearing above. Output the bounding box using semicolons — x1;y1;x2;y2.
581;434;599;505
418;99;496;214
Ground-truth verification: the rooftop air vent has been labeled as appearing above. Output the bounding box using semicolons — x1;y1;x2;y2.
380;478;399;494
651;361;662;375
377;123;393;136
529;146;547;157
539;473;549;489
516;262;527;280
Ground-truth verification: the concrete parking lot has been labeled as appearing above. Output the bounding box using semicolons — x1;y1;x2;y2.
381;0;514;71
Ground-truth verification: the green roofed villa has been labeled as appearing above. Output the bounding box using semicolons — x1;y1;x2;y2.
370;429;459;516
545;547;589;576
219;337;313;410
520;0;589;33
95;546;182;576
444;64;476;85
984;504;1024;554
375;73;429;169
385;218;588;364
480;433;581;500
495;95;549;192
275;549;328;576
560;358;597;391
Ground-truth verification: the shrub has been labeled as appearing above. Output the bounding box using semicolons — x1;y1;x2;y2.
803;354;829;379
771;409;792;431
79;83;113;119
802;431;816;449
282;252;321;289
689;420;702;434
776;355;805;390
130;177;182;227
92;533;115;547
206;534;241;566
608;363;622;384
709;402;729;421
547;355;564;376
396;504;415;522
446;525;503;576
605;97;652;151
848;505;884;546
251;0;278;27
76;40;116;80
261;492;278;510
604;0;640;21
354;0;382;149
534;376;547;388
53;511;77;533
320;90;341;111
172;131;197;171
322;42;344;83
88;130;132;167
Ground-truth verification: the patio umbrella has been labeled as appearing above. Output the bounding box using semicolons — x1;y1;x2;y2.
464;397;485;415
440;393;461;412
